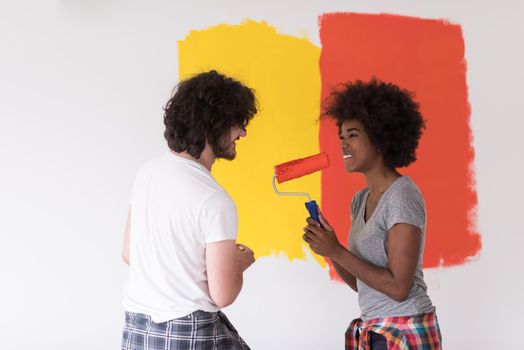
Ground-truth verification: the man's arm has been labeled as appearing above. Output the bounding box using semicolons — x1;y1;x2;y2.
206;241;254;308
122;207;131;265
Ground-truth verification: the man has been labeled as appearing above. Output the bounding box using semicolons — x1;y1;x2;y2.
121;70;257;350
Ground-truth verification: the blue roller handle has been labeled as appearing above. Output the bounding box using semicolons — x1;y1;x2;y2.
305;200;322;227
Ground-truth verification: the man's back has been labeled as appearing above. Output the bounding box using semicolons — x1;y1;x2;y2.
121;70;256;350
123;152;238;323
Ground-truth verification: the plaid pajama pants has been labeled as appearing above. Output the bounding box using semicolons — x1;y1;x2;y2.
121;311;250;350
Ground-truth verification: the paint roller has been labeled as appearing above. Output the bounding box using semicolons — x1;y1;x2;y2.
272;152;330;224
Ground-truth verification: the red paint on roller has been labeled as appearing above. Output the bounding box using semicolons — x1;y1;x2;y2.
274;152;330;183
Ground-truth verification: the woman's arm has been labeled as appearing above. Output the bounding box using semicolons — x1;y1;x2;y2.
304;215;357;291
330;259;358;292
304;215;421;302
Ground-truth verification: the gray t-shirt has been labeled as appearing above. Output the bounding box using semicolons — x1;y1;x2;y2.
348;176;434;321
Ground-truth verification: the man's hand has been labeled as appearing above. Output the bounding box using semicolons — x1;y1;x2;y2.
236;243;255;271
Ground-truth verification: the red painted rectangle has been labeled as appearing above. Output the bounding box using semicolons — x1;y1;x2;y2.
318;13;481;277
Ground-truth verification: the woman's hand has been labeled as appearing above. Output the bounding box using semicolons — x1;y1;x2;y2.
302;213;343;259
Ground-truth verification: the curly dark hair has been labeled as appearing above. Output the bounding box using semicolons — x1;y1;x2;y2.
323;78;425;169
163;70;257;159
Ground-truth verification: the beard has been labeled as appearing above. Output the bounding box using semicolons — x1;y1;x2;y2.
214;147;236;160
212;139;237;160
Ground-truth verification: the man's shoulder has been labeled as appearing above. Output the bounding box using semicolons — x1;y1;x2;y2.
203;187;236;208
136;153;169;171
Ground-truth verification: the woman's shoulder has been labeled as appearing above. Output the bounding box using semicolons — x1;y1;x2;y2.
386;176;425;204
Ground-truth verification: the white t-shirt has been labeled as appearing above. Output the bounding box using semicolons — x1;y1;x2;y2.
122;151;238;322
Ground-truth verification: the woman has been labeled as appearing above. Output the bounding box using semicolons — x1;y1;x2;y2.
303;78;442;349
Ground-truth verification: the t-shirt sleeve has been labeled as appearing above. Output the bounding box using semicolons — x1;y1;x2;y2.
199;190;238;243
384;185;426;231
129;164;148;207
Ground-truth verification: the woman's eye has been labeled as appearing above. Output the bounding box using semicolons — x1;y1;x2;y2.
349;134;358;138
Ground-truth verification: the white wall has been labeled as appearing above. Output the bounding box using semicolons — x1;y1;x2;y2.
1;1;523;349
